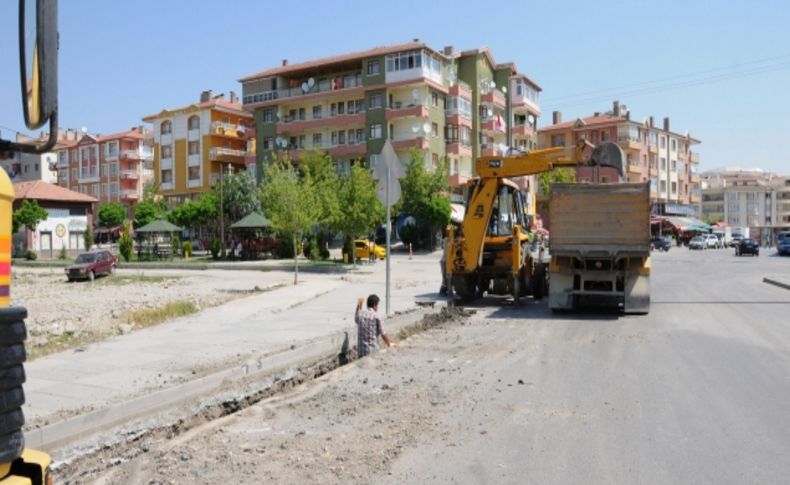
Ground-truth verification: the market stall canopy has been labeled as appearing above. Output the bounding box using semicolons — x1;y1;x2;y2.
654;216;711;232
230;212;272;229
136;218;183;233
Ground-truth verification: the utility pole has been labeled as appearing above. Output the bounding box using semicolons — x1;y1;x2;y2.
219;164;225;258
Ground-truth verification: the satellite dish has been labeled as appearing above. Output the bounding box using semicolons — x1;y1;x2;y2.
501;86;507;94
307;77;315;88
276;112;281;120
422;122;431;134
81;126;88;133
411;123;420;133
301;82;309;92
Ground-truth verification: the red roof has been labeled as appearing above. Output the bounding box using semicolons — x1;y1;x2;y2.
142;96;250;121
13;181;98;204
96;127;148;142
239;41;427;82
539;114;624;132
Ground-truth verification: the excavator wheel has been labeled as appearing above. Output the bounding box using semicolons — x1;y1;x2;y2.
531;264;547;301
451;274;478;303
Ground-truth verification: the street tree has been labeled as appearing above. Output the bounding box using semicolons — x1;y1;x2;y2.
538;167;576;210
398;148;451;248
168;192;218;232
13;199;48;233
216;170;260;225
300;150;341;259
335;165;385;266
259;160;319;284
133;199;165;229
97;203;126;227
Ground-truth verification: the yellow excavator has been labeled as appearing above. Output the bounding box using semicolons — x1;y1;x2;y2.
445;140;624;305
0;1;58;483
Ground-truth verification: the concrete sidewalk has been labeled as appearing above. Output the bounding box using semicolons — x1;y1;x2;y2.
23;252;443;426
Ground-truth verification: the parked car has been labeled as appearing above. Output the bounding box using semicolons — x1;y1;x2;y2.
704;234;721;249
354;239;386;261
65;249;118;282
777;238;790;256
689;236;706;250
650;236;672;252
735;238;760;257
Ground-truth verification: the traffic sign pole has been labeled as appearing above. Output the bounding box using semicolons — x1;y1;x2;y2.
385;163;391;316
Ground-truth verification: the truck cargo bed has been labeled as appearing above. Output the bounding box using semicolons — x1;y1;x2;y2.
549;182;650;257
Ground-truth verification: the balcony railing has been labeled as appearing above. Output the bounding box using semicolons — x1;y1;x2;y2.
104;151;119;160
121;170;139;180
244;74;364;104
211;121;249;135
80;167;98;178
121;149;153;161
120;190;139;200
209;147;247;159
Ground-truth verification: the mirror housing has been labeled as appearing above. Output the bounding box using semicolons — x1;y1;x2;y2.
1;0;58;155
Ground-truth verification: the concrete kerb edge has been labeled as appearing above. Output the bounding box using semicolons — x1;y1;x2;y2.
763;277;790;291
26;305;443;453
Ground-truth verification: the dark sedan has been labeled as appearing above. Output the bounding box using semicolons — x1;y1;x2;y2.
735;239;759;257
650;236;672;252
777;239;790;256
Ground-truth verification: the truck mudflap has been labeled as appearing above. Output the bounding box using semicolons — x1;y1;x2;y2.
548;273;574;311
624;273;650;314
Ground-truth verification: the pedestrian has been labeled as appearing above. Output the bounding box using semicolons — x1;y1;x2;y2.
355;294;391;358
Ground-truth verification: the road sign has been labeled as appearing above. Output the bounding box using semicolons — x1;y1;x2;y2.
372;140;405;208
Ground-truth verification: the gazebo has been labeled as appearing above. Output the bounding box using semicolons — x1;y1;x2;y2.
230;212;273;260
135;217;183;260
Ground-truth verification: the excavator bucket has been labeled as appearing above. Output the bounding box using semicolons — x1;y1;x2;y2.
587;142;625;178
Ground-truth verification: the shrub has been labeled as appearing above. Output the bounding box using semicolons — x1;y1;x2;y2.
119;222;134;262
172;235;182;257
399;223;419;248
276;232;295;259
24;250;37;261
84;226;94;251
58;246;68;260
303;233;319;260
182;240;192;258
316;232;331;260
210;238;221;260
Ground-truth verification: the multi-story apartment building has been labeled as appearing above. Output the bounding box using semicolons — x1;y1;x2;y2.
142;91;254;206
239;40;542;208
538;101;702;217
55;126;153;217
0;132;65;184
700;168;790;242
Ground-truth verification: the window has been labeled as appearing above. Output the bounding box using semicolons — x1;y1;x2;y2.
34;163;39;172
600;130;609;142
330;103;337;117
161;120;172;135
263;109;274;123
369;154;380;169
347;100;355;114
110;163;118;176
161;169;173;184
671;181;677;194
188;166;200;181
71;168;77;180
348;129;356;144
111;183;119;195
432;122;438;137
69;232;85;250
660;157;666;170
331;131;338;145
337;102;344;115
660;136;666;148
188;141;200;155
431;153;439;168
313;105;322;119
660;180;667;193
369;93;383;109
446;124;459;143
671;139;677;151
356;128;365;143
107;142;118;156
370;124;382;139
338;131;346;145
263;137;274;150
431;92;438;107
356;99;365;112
161;145;172;159
367;59;380;75
385;50;423;72
670;159;676;172
298;135;305;149
102;183;109;197
312;133;323;147
188;115;200;130
551;134;565;147
298;108;306;120
649;132;657;145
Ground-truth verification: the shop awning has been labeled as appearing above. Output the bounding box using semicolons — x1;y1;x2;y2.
662;216;711;232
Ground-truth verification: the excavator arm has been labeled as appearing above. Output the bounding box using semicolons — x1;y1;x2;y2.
474;140;592;179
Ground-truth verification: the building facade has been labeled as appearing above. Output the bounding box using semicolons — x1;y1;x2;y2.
0;133;62;184
700;169;790;242
54;126;153;217
142;91;254;206
239;41;542;208
538;102;702;217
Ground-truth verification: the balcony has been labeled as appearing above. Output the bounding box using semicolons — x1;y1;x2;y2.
512;124;533;137
56;159;70;169
121;148;153;161
618;136;642;151
446;141;472;156
211;121;249;139
143;132;154;146
510;92;541;116
480;89;506;109
627;164;643;175
104;151;119;161
691;173;701;183
277;112;365;135
120;189;139;201
385;103;429;121
690;152;700;163
79;167;99;180
449;80;472;98
391;134;429;151
648;143;657;154
209;147;247;163
480;118;506;134
243;74;365;105
120;170;139;180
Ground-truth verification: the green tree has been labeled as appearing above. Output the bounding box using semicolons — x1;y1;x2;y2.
12;200;48;233
216;171;260;225
133;199;164;229
168;192;218;232
259;161;320;284
98;203;126;227
397;148;451;248
538;167;576;210
84;226;94;250
335;165;385;266
118;221;134;262
300;150;340;228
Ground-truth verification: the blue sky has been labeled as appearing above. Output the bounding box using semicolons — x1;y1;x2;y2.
1;0;789;173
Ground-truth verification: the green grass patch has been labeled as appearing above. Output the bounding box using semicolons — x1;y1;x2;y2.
123;300;199;328
28;331;78;360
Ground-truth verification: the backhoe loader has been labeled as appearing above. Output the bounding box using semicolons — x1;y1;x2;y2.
445;140;624;305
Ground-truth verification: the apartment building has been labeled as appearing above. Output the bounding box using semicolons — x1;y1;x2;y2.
239;40;542;208
700;168;790;242
142;91;254;206
0;132;64;184
538;101;702;217
54;126;153;217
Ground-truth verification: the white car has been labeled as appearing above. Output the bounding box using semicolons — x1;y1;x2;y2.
704;234;721;249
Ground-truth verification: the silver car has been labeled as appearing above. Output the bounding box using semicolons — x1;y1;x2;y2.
689;236;705;250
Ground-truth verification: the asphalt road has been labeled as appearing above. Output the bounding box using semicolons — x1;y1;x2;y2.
386;246;790;484
76;247;790;484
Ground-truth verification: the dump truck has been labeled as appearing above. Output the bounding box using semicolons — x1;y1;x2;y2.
548;182;651;314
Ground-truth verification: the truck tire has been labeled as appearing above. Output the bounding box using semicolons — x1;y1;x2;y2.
0;386;24;414
0;321;27;345
0;409;24;435
0;429;24;464
0;345;25;368
452;275;478;302
531;265;546;301
0;366;25;391
512;277;521;307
